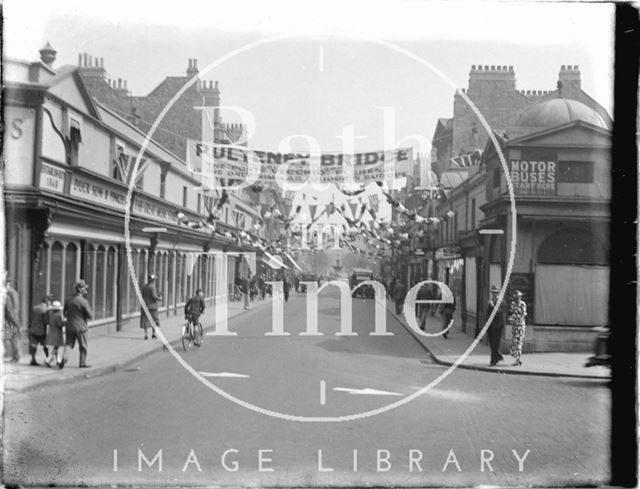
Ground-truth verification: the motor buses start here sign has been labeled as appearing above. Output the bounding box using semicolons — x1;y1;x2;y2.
509;159;556;195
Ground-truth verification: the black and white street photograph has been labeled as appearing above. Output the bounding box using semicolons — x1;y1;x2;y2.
1;1;637;487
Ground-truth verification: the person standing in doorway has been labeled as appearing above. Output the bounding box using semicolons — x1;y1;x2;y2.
141;274;163;339
61;280;92;369
508;290;527;366
3;277;22;363
487;285;505;366
29;295;52;365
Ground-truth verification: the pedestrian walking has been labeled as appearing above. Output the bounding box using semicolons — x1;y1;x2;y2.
486;285;505;366
61;280;92;369
3;277;22;362
257;274;266;300
242;275;250;310
45;300;65;368
283;275;290;302
140;274;162;339
439;293;456;339
29;295;52;365
508;290;527;366
393;280;406;315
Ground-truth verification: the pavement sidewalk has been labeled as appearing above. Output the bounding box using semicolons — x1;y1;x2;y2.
386;299;610;379
2;298;268;394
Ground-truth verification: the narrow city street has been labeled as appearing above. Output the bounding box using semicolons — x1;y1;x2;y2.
3;290;610;487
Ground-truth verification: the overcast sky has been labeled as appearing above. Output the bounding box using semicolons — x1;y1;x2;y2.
4;0;615;155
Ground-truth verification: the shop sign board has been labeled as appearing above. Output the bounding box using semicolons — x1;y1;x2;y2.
69;172;178;224
39;162;66;193
434;247;462;260
508;150;557;196
70;174;128;209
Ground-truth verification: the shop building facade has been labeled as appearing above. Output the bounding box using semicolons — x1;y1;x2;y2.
4;46;254;335
428;96;611;352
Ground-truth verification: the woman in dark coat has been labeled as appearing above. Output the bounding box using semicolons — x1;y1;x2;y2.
45;301;65;367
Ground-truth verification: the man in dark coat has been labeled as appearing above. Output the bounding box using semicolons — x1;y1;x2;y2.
487;285;506;366
3;277;21;362
62;280;92;369
393;280;407;315
439;291;456;339
29;295;52;365
141;274;163;339
282;274;290;302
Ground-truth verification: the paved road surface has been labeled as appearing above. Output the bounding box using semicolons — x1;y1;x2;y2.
3;290;610;486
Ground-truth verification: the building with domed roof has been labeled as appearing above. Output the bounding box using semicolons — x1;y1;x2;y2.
421;66;612;353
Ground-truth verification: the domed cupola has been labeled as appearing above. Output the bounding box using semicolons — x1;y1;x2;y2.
514;97;610;130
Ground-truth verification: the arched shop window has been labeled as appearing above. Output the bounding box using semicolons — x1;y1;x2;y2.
64;242;79;299
94;245;106;320
105;246;117;319
33;242;49;304
85;244;96;312
538;228;609;265
176;253;185;304
167;252;175;310
49;241;64;301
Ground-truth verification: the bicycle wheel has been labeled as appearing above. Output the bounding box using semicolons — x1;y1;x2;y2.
182;323;192;351
194;322;203;347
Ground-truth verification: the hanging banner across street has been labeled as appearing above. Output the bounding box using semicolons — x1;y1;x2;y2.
186;141;413;186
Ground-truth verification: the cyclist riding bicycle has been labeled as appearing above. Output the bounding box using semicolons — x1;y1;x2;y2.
185;288;205;332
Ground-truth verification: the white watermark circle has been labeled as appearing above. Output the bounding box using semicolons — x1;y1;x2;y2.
124;32;518;423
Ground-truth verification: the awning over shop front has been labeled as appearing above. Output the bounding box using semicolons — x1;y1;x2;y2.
262;253;290;270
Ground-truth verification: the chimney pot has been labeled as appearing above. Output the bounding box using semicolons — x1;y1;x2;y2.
471;65;476;70
574;65;579;70
100;57;104;67
83;53;88;66
508;65;513;71
118;78;122;88
215;80;219;89
78;53;82;66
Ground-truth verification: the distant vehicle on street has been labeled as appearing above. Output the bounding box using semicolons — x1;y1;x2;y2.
299;272;319;292
350;268;374;298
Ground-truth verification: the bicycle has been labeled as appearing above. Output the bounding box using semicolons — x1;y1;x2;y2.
182;315;203;351
230;285;243;302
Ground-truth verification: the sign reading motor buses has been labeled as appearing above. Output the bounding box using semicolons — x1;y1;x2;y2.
509;159;556;196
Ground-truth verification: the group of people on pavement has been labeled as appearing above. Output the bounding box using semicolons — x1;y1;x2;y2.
383;274;528;366
3;277;92;369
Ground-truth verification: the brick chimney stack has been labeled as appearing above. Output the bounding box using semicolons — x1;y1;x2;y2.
39;42;57;67
109;78;130;97
558;65;581;95
467;64;516;94
199;79;221;129
187;58;199;77
78;52;107;80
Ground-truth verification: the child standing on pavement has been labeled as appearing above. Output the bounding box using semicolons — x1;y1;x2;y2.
45;301;65;368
